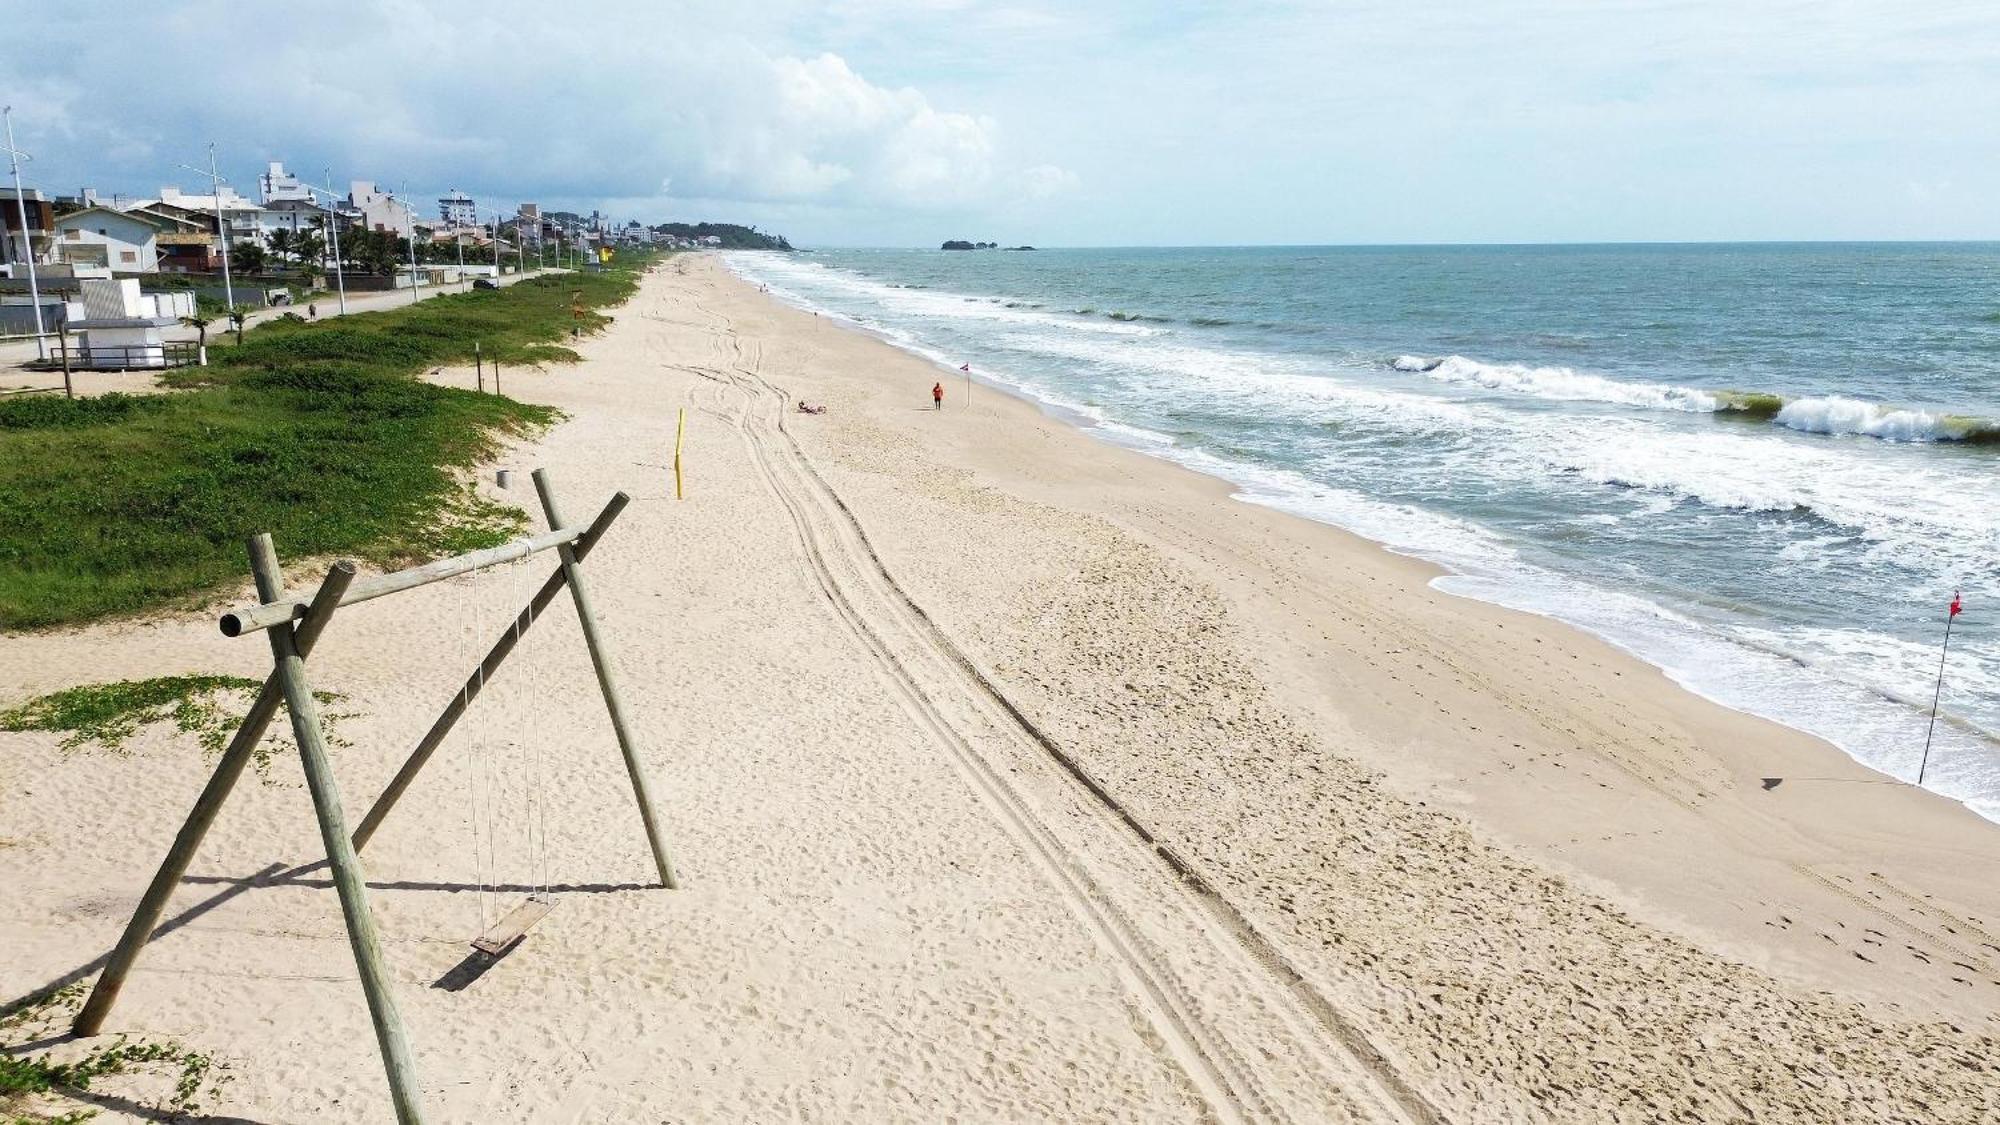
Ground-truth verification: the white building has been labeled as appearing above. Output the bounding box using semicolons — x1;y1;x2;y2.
50;207;170;273
258;161;315;203
439;190;477;227
149;185;264;248
63;278;198;368
349;181;415;234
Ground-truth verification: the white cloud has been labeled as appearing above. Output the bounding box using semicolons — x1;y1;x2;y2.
0;2;1067;223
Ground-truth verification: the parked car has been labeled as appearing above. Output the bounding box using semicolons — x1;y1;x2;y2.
472;278;499;291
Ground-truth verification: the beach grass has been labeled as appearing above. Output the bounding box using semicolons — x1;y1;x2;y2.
0;256;653;630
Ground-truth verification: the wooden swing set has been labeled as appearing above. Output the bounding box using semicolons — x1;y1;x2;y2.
69;468;675;1125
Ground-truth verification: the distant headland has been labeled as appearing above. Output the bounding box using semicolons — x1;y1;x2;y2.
662;222;792;250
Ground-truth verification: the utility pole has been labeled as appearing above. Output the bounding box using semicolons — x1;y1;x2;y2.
320;171;347;316
178;145;236;312
455;228;467;292
3;106;49;359
401;184;421;305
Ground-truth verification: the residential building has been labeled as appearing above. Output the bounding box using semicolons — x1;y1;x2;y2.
150;184;264;248
257;161;315;204
349;181;414;233
50;207;175;273
439;189;476;227
0;186;54;268
122;200;223;271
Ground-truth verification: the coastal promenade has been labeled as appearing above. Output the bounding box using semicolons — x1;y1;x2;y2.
0;268;562;396
1;256;1993;1122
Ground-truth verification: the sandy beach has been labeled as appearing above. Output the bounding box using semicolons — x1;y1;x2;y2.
3;255;1996;1123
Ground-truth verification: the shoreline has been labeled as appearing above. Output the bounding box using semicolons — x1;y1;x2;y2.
3;255;1995;1121
725;251;2000;824
704;253;2000;1014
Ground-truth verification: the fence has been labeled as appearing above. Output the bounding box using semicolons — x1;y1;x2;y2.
74;340;202;370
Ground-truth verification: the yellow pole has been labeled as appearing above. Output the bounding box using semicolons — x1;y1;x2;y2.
674;407;686;500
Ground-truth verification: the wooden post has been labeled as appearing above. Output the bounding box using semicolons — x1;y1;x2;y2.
351;492;629;852
674;407;685;500
475;341;484;393
533;469;679;888
249;538;427;1124
74;560;355;1038
493;358;500;397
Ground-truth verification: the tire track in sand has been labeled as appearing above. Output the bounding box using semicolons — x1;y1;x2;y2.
666;297;1438;1125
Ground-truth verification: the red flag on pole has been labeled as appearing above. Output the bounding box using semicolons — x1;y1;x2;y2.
1949;592;1962;617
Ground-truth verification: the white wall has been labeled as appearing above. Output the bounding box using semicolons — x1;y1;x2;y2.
51;213;160;273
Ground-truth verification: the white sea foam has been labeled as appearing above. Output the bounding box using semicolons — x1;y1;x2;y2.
1395;355;1997;445
1396;354;1721;412
721;250;2000;821
1774;396;1951;441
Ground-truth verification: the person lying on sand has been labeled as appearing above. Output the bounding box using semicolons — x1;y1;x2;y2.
797;400;827;414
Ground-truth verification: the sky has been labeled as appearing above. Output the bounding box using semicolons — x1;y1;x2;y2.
3;1;1996;247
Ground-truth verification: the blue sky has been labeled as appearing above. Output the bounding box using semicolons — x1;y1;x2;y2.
4;1;1995;247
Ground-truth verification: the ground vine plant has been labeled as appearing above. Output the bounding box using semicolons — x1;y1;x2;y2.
0;675;350;774
0;985;228;1121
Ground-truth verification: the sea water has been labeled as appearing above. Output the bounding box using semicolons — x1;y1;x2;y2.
723;244;2000;821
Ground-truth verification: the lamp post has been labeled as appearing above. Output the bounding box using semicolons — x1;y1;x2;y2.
319;171;347;316
2;105;48;360
400;183;421;305
178;145;235;312
455;228;467;292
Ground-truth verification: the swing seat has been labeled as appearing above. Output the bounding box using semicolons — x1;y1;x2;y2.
472;894;555;955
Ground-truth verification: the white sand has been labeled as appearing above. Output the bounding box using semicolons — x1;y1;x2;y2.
2;255;1995;1123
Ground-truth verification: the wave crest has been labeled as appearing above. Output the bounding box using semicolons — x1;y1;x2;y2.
1391;355;1997;444
1772;396;1994;443
1393;354;1720;412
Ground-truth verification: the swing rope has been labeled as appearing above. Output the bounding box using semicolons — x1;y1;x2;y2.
468;560;500;934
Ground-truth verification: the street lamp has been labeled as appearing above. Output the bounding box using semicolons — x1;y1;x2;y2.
318;170;347;316
399;182;421;305
2;106;48;360
177;144;235;312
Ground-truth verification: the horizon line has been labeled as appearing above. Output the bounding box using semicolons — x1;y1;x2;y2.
782;237;2000;252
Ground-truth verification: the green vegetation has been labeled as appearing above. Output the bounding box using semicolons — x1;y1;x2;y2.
0;675;352;776
1;986;221;1120
0;253;654;630
651;222;791;250
0;675;260;753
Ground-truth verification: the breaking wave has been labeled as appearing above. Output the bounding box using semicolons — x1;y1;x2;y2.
1390;355;1998;444
1393;354;1720;412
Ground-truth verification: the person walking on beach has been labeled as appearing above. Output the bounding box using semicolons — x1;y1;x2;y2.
932;381;944;410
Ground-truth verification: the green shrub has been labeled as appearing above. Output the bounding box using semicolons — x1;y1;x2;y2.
0;255;653;629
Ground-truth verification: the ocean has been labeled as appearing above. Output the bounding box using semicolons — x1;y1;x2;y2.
722;244;2000;822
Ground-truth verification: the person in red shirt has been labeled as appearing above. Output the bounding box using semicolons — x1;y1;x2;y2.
932;381;944;410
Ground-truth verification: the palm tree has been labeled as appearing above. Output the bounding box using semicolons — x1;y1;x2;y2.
181;313;214;365
228;306;249;346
